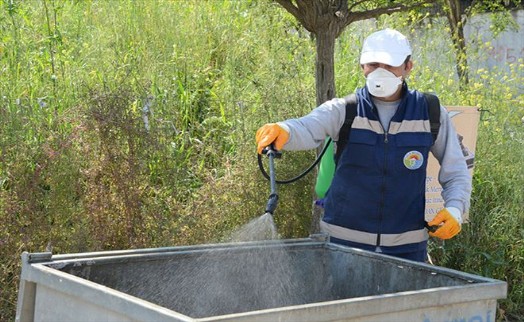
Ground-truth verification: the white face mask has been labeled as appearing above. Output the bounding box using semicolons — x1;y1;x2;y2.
366;68;403;98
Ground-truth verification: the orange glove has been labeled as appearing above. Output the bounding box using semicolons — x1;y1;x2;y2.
255;123;289;154
428;207;462;239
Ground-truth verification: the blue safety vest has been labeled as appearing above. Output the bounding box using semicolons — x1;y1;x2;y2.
322;85;432;254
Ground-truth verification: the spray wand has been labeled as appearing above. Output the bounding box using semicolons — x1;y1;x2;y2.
261;145;281;215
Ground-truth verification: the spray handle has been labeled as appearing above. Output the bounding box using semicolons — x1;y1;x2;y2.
263;144;280;215
262;145;282;159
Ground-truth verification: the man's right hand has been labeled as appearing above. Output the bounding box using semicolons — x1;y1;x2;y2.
255;123;289;154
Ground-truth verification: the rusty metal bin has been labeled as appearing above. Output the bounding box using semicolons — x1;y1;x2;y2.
16;236;507;322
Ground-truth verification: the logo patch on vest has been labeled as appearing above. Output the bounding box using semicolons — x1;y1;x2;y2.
403;151;424;170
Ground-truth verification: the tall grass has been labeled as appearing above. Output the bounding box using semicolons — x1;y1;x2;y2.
0;1;522;320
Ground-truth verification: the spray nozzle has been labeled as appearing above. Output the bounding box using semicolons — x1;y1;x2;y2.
262;145;282;158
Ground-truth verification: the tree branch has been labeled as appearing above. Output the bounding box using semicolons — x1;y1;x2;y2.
274;0;300;20
348;0;374;12
345;0;433;25
275;0;316;32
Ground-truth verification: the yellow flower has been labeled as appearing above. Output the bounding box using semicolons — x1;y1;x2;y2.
473;82;483;90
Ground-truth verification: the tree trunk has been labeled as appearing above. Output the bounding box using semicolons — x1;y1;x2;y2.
310;29;337;234
315;30;337;105
445;0;469;89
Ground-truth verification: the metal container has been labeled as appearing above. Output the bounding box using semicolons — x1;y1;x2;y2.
16;236;507;322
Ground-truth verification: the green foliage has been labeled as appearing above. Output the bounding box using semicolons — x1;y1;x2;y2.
0;1;522;321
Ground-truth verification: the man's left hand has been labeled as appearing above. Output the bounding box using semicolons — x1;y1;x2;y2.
428;207;462;239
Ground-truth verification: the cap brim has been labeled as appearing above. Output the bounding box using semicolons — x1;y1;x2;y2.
360;52;406;67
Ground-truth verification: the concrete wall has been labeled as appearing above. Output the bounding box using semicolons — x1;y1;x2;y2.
465;9;524;77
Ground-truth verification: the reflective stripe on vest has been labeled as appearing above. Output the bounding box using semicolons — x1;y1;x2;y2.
352;117;431;135
320;220;428;247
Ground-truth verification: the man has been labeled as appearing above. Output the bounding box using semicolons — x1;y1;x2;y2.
255;28;471;262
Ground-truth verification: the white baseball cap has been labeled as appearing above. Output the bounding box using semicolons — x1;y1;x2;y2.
360;28;412;67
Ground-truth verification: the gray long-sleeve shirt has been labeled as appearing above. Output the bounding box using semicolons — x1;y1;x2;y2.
277;96;472;215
